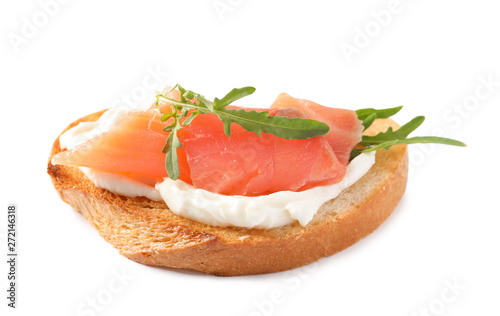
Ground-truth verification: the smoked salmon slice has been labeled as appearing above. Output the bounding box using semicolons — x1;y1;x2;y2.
53;92;362;196
179;109;345;196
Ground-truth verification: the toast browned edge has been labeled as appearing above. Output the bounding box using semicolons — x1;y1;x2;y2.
47;110;408;276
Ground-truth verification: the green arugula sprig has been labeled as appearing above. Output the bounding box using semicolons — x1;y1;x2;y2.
350;106;466;160
155;85;331;180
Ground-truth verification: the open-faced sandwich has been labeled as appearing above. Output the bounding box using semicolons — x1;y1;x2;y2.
48;85;464;276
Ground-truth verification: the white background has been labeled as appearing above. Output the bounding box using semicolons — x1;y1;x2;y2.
1;0;499;315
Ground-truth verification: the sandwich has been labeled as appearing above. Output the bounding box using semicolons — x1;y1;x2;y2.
47;85;464;276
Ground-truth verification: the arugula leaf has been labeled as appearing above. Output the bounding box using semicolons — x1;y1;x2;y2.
161;112;175;122
356;106;403;121
360;140;399;152
349;148;362;161
361;113;377;131
360;116;425;145
214;87;256;109
183;90;214;112
360;136;466;153
163;123;182;180
182;110;200;126
178;85;187;102
351;107;466;160
215;107;330;139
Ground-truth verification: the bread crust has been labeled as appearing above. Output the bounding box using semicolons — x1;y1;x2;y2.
48;110;408;276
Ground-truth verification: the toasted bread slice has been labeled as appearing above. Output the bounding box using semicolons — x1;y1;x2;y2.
47;110;408;276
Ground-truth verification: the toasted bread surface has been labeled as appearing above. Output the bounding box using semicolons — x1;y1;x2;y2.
48;110;408;276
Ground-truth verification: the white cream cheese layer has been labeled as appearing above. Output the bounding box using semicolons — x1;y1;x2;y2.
79;167;162;202
56;107;375;229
